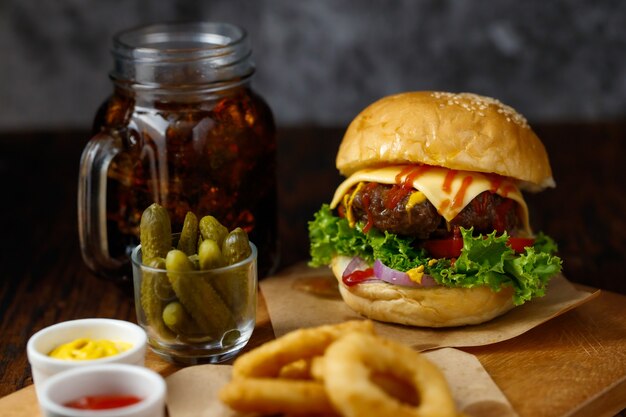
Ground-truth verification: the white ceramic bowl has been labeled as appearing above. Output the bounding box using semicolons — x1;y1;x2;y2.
27;319;147;397
37;363;166;417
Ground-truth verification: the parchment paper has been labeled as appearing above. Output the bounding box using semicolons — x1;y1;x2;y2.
166;348;517;417
260;264;598;350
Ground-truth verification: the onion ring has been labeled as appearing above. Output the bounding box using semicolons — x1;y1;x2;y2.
219;377;335;414
283;413;340;417
232;320;374;378
278;357;314;380
220;320;375;415
322;332;457;417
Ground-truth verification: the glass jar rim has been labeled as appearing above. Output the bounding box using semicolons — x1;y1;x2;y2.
112;21;249;61
110;21;255;88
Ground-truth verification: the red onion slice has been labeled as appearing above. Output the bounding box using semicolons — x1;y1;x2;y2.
416;274;438;287
342;256;370;279
341;257;377;286
373;260;438;288
342;257;438;288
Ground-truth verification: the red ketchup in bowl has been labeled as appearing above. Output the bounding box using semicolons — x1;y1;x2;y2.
64;395;142;410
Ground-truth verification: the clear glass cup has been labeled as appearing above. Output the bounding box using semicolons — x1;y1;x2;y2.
130;238;257;364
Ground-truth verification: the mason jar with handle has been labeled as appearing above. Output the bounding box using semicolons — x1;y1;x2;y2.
78;22;278;283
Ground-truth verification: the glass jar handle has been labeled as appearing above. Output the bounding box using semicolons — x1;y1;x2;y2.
77;132;124;277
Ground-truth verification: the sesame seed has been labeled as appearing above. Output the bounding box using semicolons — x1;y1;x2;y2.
430;91;530;128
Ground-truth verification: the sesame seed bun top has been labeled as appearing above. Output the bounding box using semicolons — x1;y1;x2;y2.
336;91;555;191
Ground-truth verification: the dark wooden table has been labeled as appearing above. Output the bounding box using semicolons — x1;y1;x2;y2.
1;123;625;412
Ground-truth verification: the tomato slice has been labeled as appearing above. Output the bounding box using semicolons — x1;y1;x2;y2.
423;237;464;259
423;236;535;258
506;237;535;253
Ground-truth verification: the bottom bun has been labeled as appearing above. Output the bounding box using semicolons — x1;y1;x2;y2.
331;256;515;327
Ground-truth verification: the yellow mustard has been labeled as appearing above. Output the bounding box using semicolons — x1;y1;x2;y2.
48;338;132;360
405;191;426;211
406;265;425;284
343;182;365;228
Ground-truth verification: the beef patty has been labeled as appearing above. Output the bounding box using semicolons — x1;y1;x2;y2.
345;183;520;239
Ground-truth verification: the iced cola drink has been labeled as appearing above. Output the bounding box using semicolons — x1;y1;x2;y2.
78;23;278;282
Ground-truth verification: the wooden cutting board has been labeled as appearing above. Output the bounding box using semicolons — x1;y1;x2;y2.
463;288;626;417
1;274;625;417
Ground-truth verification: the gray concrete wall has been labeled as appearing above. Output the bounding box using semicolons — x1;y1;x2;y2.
1;0;625;130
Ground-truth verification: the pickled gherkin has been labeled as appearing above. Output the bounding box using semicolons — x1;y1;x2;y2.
145;257;174;300
139;204;175;341
140;203;172;261
222;227;252;265
211;261;253;315
137;204;255;350
177;212;199;256
162;301;204;337
199;239;224;269
199;215;228;247
165;249;236;338
213;227;252;311
187;254;200;270
140;257;174;341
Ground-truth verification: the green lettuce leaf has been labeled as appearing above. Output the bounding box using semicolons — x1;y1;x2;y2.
308;204;563;305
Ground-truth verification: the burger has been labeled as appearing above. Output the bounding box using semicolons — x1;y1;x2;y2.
308;91;562;327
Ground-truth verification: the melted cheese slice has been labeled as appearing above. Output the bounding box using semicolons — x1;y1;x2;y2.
330;165;531;235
